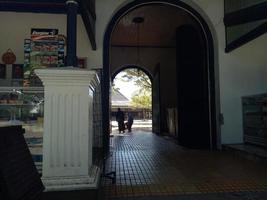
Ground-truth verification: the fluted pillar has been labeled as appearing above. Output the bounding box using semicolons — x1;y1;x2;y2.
35;68;100;191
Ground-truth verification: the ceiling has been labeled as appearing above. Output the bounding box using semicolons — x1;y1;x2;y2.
111;5;197;47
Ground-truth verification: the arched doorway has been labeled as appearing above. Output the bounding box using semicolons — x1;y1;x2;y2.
111;66;153;133
111;65;153;81
103;0;217;152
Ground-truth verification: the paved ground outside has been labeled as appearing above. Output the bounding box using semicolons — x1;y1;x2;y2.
111;120;152;133
102;129;267;200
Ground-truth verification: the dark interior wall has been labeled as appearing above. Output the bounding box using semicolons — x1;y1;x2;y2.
110;47;173;75
110;46;177;133
158;49;177;133
111;48;175;90
109;4;208;136
176;23;212;148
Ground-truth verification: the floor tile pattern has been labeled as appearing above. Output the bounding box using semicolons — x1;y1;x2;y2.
102;131;267;199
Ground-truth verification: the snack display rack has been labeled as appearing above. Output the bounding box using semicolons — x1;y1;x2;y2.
24;28;65;86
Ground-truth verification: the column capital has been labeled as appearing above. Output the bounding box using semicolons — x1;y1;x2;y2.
35;67;98;87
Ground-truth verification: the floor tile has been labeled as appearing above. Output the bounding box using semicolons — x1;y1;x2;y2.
102;130;267;199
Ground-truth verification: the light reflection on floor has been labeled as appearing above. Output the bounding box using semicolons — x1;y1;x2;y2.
102;131;267;199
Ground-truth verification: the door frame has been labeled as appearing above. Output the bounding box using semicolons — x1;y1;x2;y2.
103;0;219;152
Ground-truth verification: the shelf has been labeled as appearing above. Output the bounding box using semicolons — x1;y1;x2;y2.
0;104;37;106
30;52;58;56
31;51;58;55
0;86;44;92
32;40;58;44
244;126;264;129
243;94;267;147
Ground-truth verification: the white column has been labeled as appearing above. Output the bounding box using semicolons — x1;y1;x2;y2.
35;67;100;191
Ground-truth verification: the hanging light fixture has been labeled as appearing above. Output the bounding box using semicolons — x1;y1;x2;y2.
132;17;144;66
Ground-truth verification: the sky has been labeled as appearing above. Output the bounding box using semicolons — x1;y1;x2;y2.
113;72;139;100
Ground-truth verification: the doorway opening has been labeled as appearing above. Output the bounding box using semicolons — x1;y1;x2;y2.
103;0;217;154
111;67;152;134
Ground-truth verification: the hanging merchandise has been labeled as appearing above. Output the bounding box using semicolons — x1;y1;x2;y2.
0;64;6;79
2;49;16;64
24;28;65;86
30;28;65;67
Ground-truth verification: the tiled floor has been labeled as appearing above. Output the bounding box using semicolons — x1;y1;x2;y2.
102;131;267;199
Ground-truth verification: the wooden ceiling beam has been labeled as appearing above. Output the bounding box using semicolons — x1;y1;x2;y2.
224;2;267;27
80;0;96;50
225;21;267;52
0;0;97;50
0;1;66;14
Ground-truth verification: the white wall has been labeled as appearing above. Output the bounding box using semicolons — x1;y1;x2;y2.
0;12;94;68
219;35;267;143
193;0;267;143
1;0;267;144
97;0;267;144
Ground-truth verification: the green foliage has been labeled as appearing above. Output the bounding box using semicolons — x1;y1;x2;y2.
117;68;152;109
120;68;151;93
131;91;151;109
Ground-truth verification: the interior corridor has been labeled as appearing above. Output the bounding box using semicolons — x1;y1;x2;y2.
102;131;267;199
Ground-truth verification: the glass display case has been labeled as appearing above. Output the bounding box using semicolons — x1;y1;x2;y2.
242;94;267;147
0;86;44;172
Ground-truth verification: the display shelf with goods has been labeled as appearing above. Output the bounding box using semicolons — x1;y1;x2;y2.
242;94;267;147
24;29;65;87
0;87;44;173
31;38;64;67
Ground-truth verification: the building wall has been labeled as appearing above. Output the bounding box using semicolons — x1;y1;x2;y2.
0;0;267;144
99;0;267;144
0;12;93;67
194;0;267;144
219;35;267;143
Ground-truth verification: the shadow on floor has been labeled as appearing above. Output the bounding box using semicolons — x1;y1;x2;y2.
102;131;267;200
108;192;267;200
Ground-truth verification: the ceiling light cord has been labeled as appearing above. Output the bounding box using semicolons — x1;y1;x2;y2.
137;23;141;66
132;17;144;66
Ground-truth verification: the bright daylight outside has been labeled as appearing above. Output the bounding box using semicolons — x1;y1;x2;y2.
111;68;152;134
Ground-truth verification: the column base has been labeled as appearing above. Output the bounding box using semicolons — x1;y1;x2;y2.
42;188;101;200
42;166;101;192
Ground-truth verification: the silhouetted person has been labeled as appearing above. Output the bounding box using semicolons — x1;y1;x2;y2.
116;108;125;133
126;113;134;132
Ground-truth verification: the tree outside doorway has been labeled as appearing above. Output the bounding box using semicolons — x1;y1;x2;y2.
111;68;152;133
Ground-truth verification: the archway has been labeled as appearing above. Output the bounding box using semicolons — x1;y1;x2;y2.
111;65;153;81
103;0;218;152
111;65;153;133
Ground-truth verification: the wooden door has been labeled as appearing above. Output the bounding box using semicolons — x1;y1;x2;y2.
176;25;211;149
